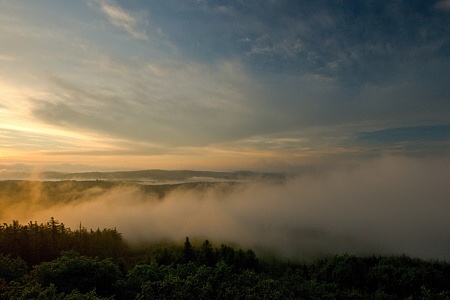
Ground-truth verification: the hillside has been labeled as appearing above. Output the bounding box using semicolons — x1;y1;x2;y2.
0;169;286;183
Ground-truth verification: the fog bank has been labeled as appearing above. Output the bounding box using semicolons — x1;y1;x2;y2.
3;156;450;260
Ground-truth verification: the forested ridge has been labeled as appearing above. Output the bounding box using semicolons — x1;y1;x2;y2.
0;170;285;182
0;220;449;299
0;180;233;206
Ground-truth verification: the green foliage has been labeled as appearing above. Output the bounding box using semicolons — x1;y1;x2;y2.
118;262;163;299
63;289;114;300
0;219;127;265
31;251;120;297
0;254;27;282
312;254;368;289
1;220;450;299
1;281;112;300
310;254;450;299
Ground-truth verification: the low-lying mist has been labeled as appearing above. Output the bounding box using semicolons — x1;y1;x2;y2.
2;155;449;260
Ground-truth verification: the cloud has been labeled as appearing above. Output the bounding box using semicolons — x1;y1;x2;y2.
435;0;450;11
31;61;267;148
163;1;450;85
93;0;148;40
355;125;450;144
341;125;450;157
2;1;449;168
3;156;449;260
29;58;450;160
0;54;17;62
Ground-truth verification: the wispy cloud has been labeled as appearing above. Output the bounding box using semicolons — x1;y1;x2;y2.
0;54;17;62
92;0;148;40
349;125;450;157
31;60;264;148
1;1;449;170
435;0;450;11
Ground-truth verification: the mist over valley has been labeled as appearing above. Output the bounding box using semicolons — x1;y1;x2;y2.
2;156;449;261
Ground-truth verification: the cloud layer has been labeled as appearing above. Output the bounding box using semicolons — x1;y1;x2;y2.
92;0;148;40
0;1;449;169
4;156;449;260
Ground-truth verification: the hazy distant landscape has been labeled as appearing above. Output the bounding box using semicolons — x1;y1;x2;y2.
1;160;450;299
1;0;450;298
0;169;286;183
2;156;449;261
0;169;283;214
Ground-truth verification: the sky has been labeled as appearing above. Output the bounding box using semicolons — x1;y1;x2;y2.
1;0;450;172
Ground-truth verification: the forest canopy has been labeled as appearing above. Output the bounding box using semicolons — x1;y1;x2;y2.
0;219;449;299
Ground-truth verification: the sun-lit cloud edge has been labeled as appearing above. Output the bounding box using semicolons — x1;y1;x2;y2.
435;0;450;11
1;1;449;173
88;0;148;40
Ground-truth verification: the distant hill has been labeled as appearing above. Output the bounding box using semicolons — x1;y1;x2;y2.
0;170;286;210
0;169;286;183
0;180;237;210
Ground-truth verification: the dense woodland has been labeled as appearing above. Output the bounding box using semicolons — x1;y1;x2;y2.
0;220;449;299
